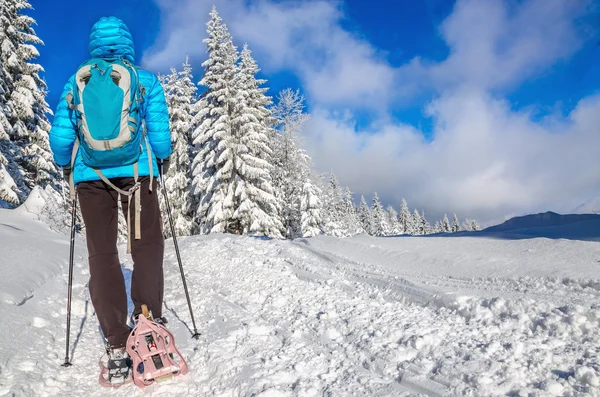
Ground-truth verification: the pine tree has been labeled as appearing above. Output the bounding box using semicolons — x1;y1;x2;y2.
399;198;412;234
420;210;431;235
452;213;461;233
159;58;196;238
412;208;425;235
462;218;481;231
300;179;322;237
226;44;283;237
442;214;451;233
191;6;241;234
386;205;401;235
0;128;18;207
322;173;346;237
370;192;388;236
357;195;371;235
0;156;19;207
271;88;312;238
0;3;18;207
0;0;60;204
343;187;362;235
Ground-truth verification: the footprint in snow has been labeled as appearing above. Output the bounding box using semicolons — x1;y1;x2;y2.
31;317;48;328
17;361;36;372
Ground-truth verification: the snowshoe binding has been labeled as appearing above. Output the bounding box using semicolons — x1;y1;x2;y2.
126;304;188;388
98;347;133;388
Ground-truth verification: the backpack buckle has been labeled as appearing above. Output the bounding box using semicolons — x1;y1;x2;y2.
128;181;141;194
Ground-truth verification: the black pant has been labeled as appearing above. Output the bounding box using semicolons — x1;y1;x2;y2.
77;176;164;348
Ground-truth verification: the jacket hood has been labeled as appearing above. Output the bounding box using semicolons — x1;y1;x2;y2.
88;16;135;62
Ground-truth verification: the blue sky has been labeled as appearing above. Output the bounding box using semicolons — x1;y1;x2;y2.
31;0;600;224
34;0;599;133
35;0;451;126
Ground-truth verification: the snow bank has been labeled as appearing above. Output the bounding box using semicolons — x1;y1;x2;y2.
478;211;600;241
0;187;82;306
0;206;599;396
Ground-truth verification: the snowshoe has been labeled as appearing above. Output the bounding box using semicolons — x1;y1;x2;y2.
126;304;188;388
98;347;133;388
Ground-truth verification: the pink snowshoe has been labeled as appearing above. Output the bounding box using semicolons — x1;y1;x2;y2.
125;304;189;388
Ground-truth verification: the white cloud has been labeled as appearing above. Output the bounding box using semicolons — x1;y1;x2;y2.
144;0;395;109
146;0;600;224
304;92;600;224
428;0;592;90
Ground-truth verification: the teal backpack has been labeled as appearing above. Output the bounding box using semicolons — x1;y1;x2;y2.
66;57;154;254
66;57;145;168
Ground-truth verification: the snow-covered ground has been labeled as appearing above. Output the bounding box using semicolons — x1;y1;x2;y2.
0;194;599;396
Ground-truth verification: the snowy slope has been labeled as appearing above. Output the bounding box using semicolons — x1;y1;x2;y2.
0;200;599;396
477;211;600;242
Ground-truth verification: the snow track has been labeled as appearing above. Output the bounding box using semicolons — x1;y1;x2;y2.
1;208;599;396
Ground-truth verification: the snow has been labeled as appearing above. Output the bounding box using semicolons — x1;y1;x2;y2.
0;199;599;396
480;211;600;242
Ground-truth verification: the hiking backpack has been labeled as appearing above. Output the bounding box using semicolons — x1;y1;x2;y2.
66;57;145;168
66;58;154;253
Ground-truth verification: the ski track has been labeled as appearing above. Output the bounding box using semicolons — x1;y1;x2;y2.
0;232;599;396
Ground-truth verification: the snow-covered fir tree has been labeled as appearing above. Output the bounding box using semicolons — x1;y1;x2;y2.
229;43;282;236
442;214;451;233
159;58;196;238
357;195;371;234
191;6;239;234
0;159;18;207
412;209;422;235
192;8;283;237
343;187;362;235
452;213;461;233
420;210;431;235
370;192;388;236
0;0;60;205
463;218;481;231
271;88;313;238
322;173;346;237
434;220;443;233
399;198;412;234
0;0;23;203
386;205;401;235
300;177;322;237
0;4;17;207
0;130;18;207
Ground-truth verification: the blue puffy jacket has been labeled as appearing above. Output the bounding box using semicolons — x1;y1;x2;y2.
49;16;172;185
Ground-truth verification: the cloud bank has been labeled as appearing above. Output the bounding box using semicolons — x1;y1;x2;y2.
145;0;600;224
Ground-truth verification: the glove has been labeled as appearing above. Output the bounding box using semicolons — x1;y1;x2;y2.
62;165;72;181
158;157;170;177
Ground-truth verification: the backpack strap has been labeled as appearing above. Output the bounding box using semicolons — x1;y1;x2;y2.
68;137;141;254
92;164;141;254
69;138;80;201
142;120;154;193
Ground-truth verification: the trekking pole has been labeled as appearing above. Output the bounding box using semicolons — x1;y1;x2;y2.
159;162;201;339
62;189;78;367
